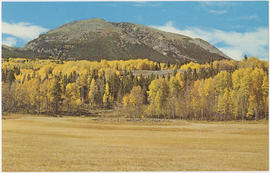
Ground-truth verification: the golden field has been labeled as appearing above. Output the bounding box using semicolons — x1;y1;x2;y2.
2;115;269;171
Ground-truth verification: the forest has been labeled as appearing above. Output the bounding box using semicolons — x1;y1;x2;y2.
2;57;269;120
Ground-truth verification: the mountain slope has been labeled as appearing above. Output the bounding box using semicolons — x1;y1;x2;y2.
2;45;35;58
2;18;230;63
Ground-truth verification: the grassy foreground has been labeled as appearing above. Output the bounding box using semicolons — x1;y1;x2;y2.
2;115;269;171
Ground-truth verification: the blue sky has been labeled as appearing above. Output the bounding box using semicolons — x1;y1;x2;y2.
2;1;269;60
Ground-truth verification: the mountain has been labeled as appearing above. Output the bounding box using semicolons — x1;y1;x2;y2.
2;18;230;63
2;45;37;58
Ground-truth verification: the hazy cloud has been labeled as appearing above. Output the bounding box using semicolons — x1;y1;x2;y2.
208;9;227;14
151;21;268;60
247;15;259;20
200;1;236;15
200;1;236;8
231;15;259;21
133;2;161;7
2;22;49;42
3;37;17;47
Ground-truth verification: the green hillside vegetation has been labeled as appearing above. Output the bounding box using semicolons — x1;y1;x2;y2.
2;57;268;120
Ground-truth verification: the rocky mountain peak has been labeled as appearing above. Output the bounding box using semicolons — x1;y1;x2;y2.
3;19;231;63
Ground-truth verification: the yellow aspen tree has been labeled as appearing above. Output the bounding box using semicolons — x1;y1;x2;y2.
247;68;265;119
28;77;41;113
262;75;269;119
65;83;79;112
201;78;215;120
147;78;169;118
40;79;50;113
88;78;98;107
14;82;27;111
122;85;145;118
169;76;180;96
232;68;253;120
217;88;232;118
190;80;201;119
77;70;89;104
122;94;130;107
214;71;231;94
103;82;112;107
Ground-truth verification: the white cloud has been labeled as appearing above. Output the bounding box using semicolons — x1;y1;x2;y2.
233;15;259;21
200;1;236;8
208;9;227;14
133;2;161;7
247;15;258;20
2;22;49;42
151;21;268;60
3;37;17;47
219;48;243;60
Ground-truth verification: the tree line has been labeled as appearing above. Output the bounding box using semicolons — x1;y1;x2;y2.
2;57;268;120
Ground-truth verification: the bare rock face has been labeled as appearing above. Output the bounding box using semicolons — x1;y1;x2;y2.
3;18;231;63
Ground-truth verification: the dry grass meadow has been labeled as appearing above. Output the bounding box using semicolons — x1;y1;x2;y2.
2;114;269;171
